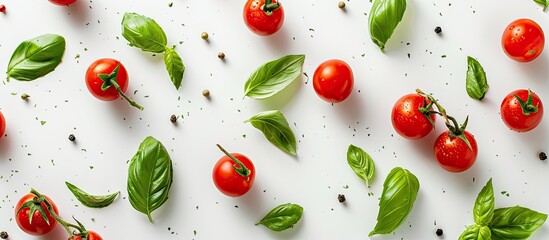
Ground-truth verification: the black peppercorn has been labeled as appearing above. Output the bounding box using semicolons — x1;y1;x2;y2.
434;26;442;34
0;231;8;239
337;194;346;203
170;114;177;123
68;134;76;142
539;152;547;160
436;228;443;236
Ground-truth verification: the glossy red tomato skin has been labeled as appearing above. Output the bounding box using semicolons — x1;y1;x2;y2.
243;0;284;36
85;58;128;101
70;231;103;240
434;131;478;173
15;193;59;236
48;0;77;6
0;111;5;138
391;94;436;140
313;59;354;103
213;153;256;197
501;89;543;132
501;19;545;62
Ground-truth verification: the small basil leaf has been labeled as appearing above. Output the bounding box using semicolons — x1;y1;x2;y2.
459;225;492;240
122;12;168;53
489;206;547;240
127;136;173;222
7;34;66;81
534;0;548;11
474;178;495;226
65;182;119;208
245;110;297;155
369;167;420;236
346;144;375;186
164;47;185;90
466;56;489;100
368;0;407;52
256;203;303;232
244;54;305;99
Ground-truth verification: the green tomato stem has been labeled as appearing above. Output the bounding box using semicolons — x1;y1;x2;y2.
263;0;280;15
29;188;84;237
216;144;251;178
110;80;144;111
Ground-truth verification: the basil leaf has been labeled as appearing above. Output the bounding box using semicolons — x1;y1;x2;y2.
65;182;119;208
474;178;495;226
459;225;492;240
368;0;407;52
369;167;419;236
466;56;489;100
7;34;66;81
489;206;547;239
127;136;173;222
346;144;375;186
122;12;167;53
164;47;185;90
245;110;297;155
534;0;548;11
256;203;303;232
243;54;305;99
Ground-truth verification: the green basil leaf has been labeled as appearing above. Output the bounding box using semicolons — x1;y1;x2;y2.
534;0;548;11
127;136;173;222
256;203;303;232
346;144;375;186
466;56;489;100
122;12;168;53
369;167;419;236
368;0;407;52
65;182;119;208
164;47;185;90
243;54;305;99
7;34;66;81
474;178;495;226
245;110;297;155
489;206;547;240
459;225;492;240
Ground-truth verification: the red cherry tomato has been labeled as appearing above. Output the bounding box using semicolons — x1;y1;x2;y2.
0;111;5;138
48;0;77;6
243;0;284;36
15;193;59;236
434;131;478;173
501;89;543;132
71;231;103;240
391;93;436;140
501;18;545;62
313;59;354;103
213;145;255;197
85;58;129;101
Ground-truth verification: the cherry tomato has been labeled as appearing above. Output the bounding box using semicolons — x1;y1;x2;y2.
391;93;436;140
243;0;284;36
15;193;59;236
213;145;255;197
48;0;77;6
313;59;354;103
501;89;543;132
434;131;478;173
71;231;103;240
501;19;545;62
0;111;5;138
85;58;128;101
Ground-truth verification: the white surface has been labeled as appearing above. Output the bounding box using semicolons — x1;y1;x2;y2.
0;0;548;239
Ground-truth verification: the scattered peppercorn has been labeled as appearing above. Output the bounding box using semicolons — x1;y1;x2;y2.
0;5;6;13
1;231;9;239
337;194;346;203
68;134;76;142
202;89;210;97
434;26;442;34
21;93;30;100
338;1;346;9
170;114;177;123
201;32;209;40
218;52;225;60
539;152;547;161
436;228;443;236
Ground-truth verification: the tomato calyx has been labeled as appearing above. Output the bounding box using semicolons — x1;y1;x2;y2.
216;144;251;178
17;194;51;226
514;89;539;115
417;97;437;128
97;63;144;111
262;0;281;16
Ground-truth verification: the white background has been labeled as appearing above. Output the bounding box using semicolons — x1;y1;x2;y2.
0;0;548;239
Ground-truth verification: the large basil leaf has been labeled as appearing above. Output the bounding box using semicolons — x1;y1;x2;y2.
243;54;305;99
127;136;173;222
459;225;492;240
369;167;419;236
466;56;489;100
7;34;66;81
122;12;167;53
65;182;119;208
346;144;375;186
164;47;185;90
368;0;407;52
534;0;548;11
245;110;297;155
474;179;495;226
489;206;547;239
256;203;303;232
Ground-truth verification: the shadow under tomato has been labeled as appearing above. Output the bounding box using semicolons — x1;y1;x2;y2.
236;181;264;215
333;90;365;124
262;27;292;54
256;74;302;110
65;0;90;24
0;131;13;160
43;225;69;240
517;52;549;82
108;95;139;119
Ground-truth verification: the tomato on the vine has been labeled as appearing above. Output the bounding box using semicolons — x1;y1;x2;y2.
434;130;478;173
70;231;103;240
313;59;354;103
213;144;255;197
391;93;436;139
501;89;543;132
49;0;77;6
0;111;5;138
501;18;545;62
15;193;59;236
243;0;284;36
